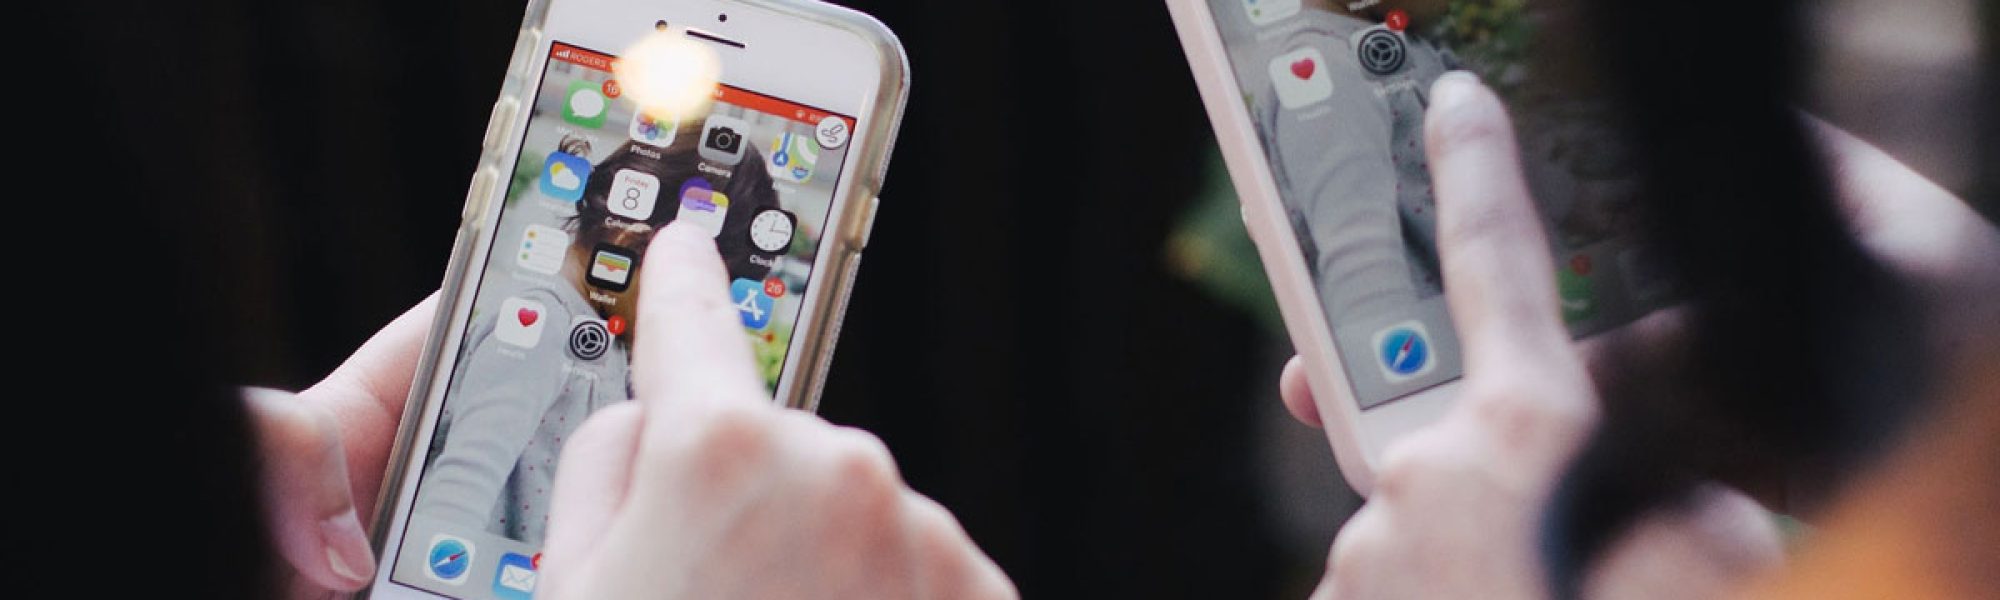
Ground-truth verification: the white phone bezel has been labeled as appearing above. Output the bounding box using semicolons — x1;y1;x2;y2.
1164;0;1462;495
366;1;891;597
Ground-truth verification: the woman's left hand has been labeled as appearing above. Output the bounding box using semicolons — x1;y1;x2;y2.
245;293;436;596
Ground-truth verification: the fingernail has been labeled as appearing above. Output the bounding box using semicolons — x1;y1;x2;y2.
1430;71;1482;112
320;509;376;583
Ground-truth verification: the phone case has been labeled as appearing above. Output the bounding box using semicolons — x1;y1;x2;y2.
365;0;909;570
1163;0;1387;494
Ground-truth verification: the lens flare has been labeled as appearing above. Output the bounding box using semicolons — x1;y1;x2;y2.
614;30;721;121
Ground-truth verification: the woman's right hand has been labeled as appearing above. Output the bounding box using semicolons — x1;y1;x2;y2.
540;221;1017;600
1278;73;1784;599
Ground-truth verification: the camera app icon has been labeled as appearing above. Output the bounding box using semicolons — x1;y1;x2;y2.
699;114;750;164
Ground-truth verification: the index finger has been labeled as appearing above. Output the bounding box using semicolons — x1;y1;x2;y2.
1424;73;1577;377
631;220;766;419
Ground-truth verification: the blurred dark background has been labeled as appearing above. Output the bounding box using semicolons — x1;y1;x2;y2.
59;0;1321;597
36;0;1992;598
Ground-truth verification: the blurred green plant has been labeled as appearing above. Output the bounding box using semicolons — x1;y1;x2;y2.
1165;145;1283;335
510;150;546;205
750;322;792;386
1430;0;1534;95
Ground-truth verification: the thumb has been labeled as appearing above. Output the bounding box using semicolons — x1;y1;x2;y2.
245;387;377;591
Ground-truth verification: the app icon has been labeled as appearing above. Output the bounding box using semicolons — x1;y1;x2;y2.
1268;47;1333;109
608;168;661;221
699;114;750;164
562;79;610;128
629;109;677;147
587;243;637;292
1354;27;1408;76
815;115;850;149
731;278;774;330
677;179;731;238
425;534;475;585
1619;246;1672;302
491;552;537;600
1558;256;1597;324
541;151;591;203
1242;0;1300;26
516;224;569;275
567;316;612;361
766;130;821;184
748;208;797;254
1372;321;1436;383
496;296;547;349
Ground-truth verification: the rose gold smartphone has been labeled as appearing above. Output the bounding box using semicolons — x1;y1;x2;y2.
1167;0;1667;492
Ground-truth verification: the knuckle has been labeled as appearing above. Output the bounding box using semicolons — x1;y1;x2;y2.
640;264;730;320
831;429;901;490
661;406;777;486
820;429;903;519
1372;429;1457;501
1425;94;1510;156
1463;378;1594;453
251;393;338;458
1437;195;1521;253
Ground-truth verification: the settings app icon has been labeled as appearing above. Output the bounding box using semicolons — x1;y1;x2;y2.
1356;28;1406;76
568;318;612;361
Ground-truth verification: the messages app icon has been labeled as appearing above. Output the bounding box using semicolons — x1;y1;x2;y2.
562;79;609;128
541;151;591;202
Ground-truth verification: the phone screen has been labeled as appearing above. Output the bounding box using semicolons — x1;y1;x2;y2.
1203;0;1670;408
388;41;857;599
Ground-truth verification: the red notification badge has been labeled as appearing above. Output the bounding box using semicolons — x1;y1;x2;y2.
607;315;628;336
602;79;622;98
763;277;787;298
1570;254;1594;276
1385;9;1409;32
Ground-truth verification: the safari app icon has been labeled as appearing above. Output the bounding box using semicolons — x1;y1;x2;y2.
425;534;475;585
1372;321;1436;383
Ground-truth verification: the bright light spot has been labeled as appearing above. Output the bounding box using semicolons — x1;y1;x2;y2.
614;31;721;122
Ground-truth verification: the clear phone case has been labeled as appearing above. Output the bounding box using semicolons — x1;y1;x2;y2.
364;0;908;585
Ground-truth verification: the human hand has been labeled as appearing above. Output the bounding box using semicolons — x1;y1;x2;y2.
537;222;1016;600
246;293;437;596
1277;73;1782;599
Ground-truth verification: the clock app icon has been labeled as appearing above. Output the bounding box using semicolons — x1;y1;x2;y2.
749;208;797;254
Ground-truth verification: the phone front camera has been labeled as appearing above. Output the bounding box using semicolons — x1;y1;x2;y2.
717;13;728;22
654;19;669;31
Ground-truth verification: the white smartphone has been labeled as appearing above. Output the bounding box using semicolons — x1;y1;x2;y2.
362;1;907;598
1166;0;1669;493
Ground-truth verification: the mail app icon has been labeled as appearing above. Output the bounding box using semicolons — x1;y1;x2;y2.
492;552;538;600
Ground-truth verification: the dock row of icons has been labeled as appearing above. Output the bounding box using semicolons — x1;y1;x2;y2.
424;534;537;600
